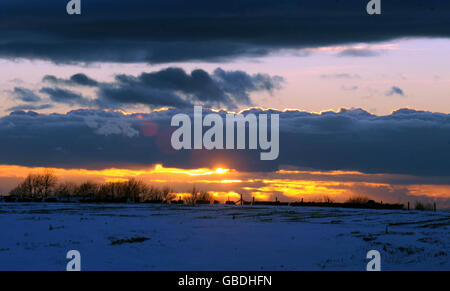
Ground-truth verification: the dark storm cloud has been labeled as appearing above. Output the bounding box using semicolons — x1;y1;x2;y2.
11;87;41;102
39;87;91;106
6;104;53;112
0;0;449;63
36;67;283;110
213;68;283;100
277;108;450;176
100;68;282;109
110;68;235;107
386;86;405;96
43;73;99;87
98;84;192;109
0;107;449;177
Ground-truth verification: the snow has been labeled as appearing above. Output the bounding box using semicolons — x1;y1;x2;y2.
0;203;448;270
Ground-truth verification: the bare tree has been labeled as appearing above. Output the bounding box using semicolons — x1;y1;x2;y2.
22;175;34;197
9;172;57;199
9;173;219;206
198;191;212;202
146;186;166;202
124;178;146;202
322;195;334;204
54;182;76;200
76;181;98;198
346;196;370;204
97;182;112;201
161;186;174;203
185;186;199;205
41;170;57;197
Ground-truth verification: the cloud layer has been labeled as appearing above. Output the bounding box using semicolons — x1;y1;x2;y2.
22;68;283;110
1;107;449;177
0;0;449;63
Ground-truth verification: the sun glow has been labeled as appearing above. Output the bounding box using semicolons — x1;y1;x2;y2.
220;179;242;184
1;164;450;207
215;168;229;174
210;191;241;199
150;164;230;176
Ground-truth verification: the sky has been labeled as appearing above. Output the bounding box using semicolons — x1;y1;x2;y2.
0;0;449;207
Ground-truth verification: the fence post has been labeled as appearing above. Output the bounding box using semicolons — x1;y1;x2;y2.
434;202;436;212
407;201;410;210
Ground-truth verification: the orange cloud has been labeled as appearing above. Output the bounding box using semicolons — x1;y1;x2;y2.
0;164;449;205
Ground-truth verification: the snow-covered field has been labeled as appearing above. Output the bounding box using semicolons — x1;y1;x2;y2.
0;203;448;270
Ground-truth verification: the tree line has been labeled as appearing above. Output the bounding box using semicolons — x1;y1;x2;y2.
5;172;434;211
8;171;214;204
